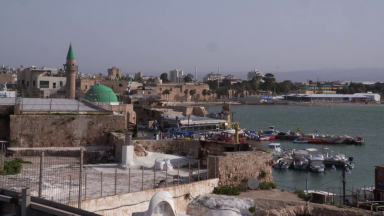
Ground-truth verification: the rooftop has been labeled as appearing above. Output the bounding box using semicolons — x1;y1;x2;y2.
0;98;109;113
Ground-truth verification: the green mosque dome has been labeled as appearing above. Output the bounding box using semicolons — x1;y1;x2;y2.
84;85;118;103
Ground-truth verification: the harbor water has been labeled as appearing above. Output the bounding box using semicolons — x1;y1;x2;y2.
206;104;383;193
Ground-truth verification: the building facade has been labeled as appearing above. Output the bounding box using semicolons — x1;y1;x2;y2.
247;69;264;80
169;69;184;83
17;66;67;98
108;67;122;80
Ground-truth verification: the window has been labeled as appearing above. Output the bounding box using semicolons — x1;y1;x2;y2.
119;84;123;87
33;81;35;86
27;81;29;86
22;80;25;85
60;81;63;87
53;83;56;88
40;81;49;88
85;85;88;89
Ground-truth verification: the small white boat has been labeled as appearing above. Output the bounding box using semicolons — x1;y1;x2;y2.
273;157;292;169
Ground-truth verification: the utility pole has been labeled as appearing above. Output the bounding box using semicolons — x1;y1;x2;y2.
342;166;346;205
217;67;220;89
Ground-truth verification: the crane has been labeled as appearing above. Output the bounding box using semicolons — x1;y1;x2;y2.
219;122;240;143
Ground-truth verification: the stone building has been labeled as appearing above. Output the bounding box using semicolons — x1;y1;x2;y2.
0;97;126;147
107;67;122;80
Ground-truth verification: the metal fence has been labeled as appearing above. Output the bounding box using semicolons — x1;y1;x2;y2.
0;148;212;209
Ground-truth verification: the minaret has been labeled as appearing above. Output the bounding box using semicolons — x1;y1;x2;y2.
64;43;76;99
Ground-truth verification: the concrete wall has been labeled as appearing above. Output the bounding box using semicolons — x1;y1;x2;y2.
0;73;15;84
208;151;274;186
10;115;125;147
80;178;219;216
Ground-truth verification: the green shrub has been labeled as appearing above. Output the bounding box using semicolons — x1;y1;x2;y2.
13;158;32;164
281;189;285;192
294;190;311;201
165;150;173;155
248;206;256;213
259;170;267;178
10;138;18;145
0;159;23;175
115;130;123;133
213;186;241;196
258;182;276;190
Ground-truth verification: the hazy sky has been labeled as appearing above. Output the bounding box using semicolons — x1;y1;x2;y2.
1;0;384;78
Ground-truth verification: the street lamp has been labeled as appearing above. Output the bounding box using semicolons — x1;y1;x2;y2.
187;115;191;131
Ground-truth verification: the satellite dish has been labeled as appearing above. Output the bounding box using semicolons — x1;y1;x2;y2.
247;177;259;190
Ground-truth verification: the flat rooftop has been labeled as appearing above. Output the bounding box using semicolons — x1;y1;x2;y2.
0;98;109;113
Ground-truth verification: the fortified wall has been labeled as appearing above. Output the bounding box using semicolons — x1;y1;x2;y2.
10;115;125;147
208;151;274;186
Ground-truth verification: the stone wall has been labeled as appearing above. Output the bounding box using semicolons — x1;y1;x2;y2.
109;132;201;158
207;151;274;186
0;105;14;142
10;115;125;147
0;74;15;84
79;178;219;216
99;104;136;125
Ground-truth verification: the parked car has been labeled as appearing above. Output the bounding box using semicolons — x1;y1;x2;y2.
137;123;147;129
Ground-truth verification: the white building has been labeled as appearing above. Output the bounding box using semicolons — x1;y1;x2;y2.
203;72;225;82
169;69;183;83
17;66;67;98
247;69;264;80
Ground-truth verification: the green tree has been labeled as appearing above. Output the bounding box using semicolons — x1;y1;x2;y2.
202;89;207;101
183;74;194;83
309;80;313;85
160;73;169;83
189;89;197;101
262;73;276;92
162;89;170;101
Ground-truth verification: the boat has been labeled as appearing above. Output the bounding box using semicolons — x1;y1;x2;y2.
351;136;365;145
273;157;293;169
330;165;337;172
276;130;300;140
309;155;325;173
321;148;354;168
257;133;278;141
292;150;310;170
268;143;281;153
293;137;345;144
263;126;277;134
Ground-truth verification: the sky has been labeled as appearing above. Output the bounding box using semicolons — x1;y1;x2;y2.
1;0;384;79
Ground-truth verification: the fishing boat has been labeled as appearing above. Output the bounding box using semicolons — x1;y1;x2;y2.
309;155;325;173
293;137;345;144
351;136;365;145
273;157;293;169
257;133;278;141
292;150;310;170
263;126;277;134
276;130;300;140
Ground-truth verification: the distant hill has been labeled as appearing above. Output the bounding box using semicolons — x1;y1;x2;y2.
268;68;384;82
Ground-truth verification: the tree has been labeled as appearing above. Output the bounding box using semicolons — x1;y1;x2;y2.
160;73;169;83
162;89;170;101
183;74;194;83
202;89;207;101
189;89;197;101
262;73;276;92
309;80;313;85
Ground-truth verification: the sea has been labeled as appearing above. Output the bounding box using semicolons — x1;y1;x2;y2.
205;104;383;193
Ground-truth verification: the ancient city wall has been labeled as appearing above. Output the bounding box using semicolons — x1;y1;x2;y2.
10;115;125;147
79;178;219;216
208;151;274;186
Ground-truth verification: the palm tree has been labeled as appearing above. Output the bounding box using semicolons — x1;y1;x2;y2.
207;90;212;102
189;89;197;102
202;89;207;101
184;89;189;101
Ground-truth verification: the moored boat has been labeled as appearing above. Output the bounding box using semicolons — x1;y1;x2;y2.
258;133;278;141
273;157;293;169
309;155;325;173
